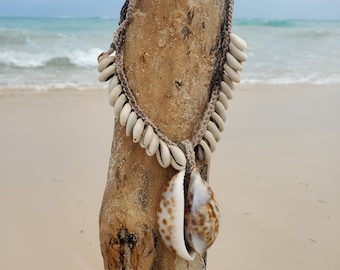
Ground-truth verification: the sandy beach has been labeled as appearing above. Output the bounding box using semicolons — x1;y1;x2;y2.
0;84;339;269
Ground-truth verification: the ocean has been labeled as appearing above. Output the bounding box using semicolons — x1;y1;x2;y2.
1;17;340;90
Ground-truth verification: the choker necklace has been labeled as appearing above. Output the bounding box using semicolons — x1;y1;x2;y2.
98;0;247;261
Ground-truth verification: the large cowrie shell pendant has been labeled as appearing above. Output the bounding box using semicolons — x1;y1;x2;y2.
157;170;196;261
184;168;220;254
157;169;220;261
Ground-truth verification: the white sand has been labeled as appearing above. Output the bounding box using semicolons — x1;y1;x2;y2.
0;84;339;269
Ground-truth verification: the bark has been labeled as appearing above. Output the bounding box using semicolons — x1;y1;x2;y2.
99;0;225;269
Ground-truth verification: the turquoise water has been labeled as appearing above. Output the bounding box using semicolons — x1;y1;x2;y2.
234;19;340;84
1;17;340;90
0;17;119;89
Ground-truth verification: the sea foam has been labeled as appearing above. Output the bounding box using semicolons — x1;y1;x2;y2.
1;17;340;90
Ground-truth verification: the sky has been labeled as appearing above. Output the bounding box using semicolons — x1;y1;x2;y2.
1;0;340;20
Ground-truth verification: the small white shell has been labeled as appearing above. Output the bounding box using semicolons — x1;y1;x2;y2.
98;64;116;82
132;118;145;143
207;121;221;142
227;52;243;71
146;134;160;156
229;42;248;62
97;55;115;72
168;145;187;171
218;91;228;110
126;111;137;137
199;139;212;162
97;51;112;64
156;140;171;168
119;103;132;127
108;84;123;107
157;170;196;261
140;125;154;149
230;33;247;51
215;101;226;122
203;130;217;153
184;168;220;254
108;75;120;94
220;80;233;100
224;64;241;83
113;93;127;117
195;144;205;162
223;72;235;90
211;111;225;132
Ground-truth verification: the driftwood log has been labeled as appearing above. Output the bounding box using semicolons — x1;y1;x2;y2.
99;0;228;269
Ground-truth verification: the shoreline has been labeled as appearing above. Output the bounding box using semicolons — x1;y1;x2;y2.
1;83;339;269
1;82;339;94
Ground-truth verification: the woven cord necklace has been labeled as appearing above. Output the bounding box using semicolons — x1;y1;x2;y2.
98;0;247;261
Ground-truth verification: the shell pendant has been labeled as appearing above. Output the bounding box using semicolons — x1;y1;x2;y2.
185;168;220;254
157;169;220;261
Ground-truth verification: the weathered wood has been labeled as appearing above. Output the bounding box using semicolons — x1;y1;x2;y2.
99;0;225;269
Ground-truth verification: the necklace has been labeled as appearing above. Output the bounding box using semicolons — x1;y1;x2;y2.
98;0;247;261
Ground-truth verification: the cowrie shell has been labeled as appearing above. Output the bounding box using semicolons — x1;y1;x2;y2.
156;140;171;168
220;81;233;100
184;168;220;254
157;170;196;261
215;101;226;122
207;121;221;142
119;103;132;127
168;145;187;171
97;52;106;64
97;51;112;64
140;125;154;149
223;72;235;90
113;93;127;117
211;112;225;132
126;111;137;137
229;42;248;62
218;91;228;110
97;55;115;72
199;139;212;162
98;64;116;82
227;52;243;71
195;144;205;162
203;130;217;153
224;64;241;83
230;33;247;51
108;75;120;94
146;134;160;156
132;118;145;143
108;84;123;107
